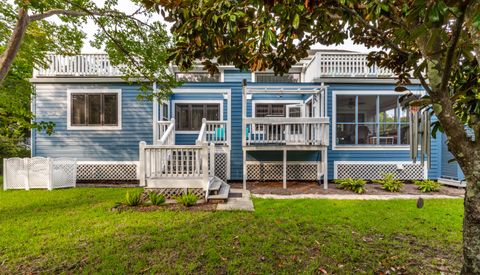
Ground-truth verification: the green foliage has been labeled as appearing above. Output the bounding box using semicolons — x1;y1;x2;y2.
375;173;404;192
175;192;198;207
1;0;177;99
148;192;165;206
125;191;142;206
335;178;367;194
415;179;441;193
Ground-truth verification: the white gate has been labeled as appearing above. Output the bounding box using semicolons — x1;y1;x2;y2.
3;157;77;190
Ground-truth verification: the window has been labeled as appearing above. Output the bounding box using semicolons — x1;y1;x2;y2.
175;72;220;82
161;103;169;121
255;73;300;83
70;92;120;128
175;103;220;131
255;104;287;117
335;94;409;146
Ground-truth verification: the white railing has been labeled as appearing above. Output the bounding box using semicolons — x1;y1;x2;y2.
196;118;229;146
34;54;123;77
244;117;329;146
157;119;175;145
306;52;395;79
139;142;215;190
34;53;395;78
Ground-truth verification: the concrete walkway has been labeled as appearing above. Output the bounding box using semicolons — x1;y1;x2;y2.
252;193;463;200
217;188;255;211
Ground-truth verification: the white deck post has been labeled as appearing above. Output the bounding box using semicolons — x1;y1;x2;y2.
209;143;215;178
323;148;328;189
243;150;247;190
202;143;209;190
242;79;247;190
152;82;158;144
139;141;146;187
283;149;287;189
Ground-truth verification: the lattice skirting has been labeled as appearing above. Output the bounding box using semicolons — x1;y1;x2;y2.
213;152;228;181
335;162;426;180
77;163;138;181
143;188;205;200
246;162;319;181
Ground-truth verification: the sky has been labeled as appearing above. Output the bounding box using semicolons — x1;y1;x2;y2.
80;0;373;53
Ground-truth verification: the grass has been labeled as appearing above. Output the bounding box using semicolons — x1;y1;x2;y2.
0;186;464;274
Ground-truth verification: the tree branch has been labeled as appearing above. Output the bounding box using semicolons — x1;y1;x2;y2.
28;9;93;21
440;0;470;93
0;8;29;84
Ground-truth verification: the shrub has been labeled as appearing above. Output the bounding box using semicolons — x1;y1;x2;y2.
375;173;403;192
125;191;142;206
148;192;166;206
415;179;441;193
335;178;367;194
175;192;198;207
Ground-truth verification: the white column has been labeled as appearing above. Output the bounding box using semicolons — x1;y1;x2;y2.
139;141;146;187
283;149;287;189
323;149;328;189
243;150;247;190
152;82;159;144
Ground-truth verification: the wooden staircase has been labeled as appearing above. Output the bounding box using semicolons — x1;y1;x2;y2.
207;176;230;202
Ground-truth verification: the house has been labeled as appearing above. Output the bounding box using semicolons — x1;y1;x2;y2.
30;50;463;197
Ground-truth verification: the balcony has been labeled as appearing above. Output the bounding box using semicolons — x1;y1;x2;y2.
244;117;329;147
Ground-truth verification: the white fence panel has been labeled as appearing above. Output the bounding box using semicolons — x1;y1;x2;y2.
52;158;77;189
3;157;77;190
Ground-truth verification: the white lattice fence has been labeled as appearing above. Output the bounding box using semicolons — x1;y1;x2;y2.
246;162;319;181
76;164;137;181
3;157;77;190
335;162;425;180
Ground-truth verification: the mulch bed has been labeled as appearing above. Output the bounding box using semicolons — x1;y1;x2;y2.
230;181;465;196
112;201;218;212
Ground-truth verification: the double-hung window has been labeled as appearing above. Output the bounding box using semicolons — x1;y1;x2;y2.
175;103;220;131
335;93;409;146
68;90;121;129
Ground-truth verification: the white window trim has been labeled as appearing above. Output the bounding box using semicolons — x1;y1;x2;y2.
172;99;224;134
67;89;122;130
332;90;420;151
251;100;303;118
333;160;428;179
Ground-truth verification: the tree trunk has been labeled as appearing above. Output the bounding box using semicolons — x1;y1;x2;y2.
462;168;480;274
0;8;29;84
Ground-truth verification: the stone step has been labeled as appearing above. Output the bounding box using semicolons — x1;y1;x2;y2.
208;182;230;201
208;177;223;194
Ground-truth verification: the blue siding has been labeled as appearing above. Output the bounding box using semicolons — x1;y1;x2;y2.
33;79;445;181
440;134;464;180
224;70;251;82
33;83;152;161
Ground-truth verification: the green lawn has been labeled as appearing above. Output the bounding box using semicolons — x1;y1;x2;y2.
0;187;463;274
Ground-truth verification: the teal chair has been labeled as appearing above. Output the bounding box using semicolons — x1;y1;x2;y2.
214;127;225;140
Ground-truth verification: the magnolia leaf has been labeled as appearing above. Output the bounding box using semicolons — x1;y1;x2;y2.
293;13;300;29
394;86;409;92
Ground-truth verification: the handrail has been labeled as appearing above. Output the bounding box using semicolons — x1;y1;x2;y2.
244;117;330;124
196;119;229;146
196;118;207;145
157;119;175;145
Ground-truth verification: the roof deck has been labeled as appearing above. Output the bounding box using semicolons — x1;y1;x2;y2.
33;52;395;79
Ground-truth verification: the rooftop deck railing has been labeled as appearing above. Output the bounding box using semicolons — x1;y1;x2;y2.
34;53;395;78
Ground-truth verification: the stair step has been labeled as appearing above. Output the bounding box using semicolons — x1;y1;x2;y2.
209;177;222;192
208;182;230;200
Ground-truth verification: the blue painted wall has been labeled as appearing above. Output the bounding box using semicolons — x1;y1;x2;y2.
33;72;448;180
33;83;152;161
